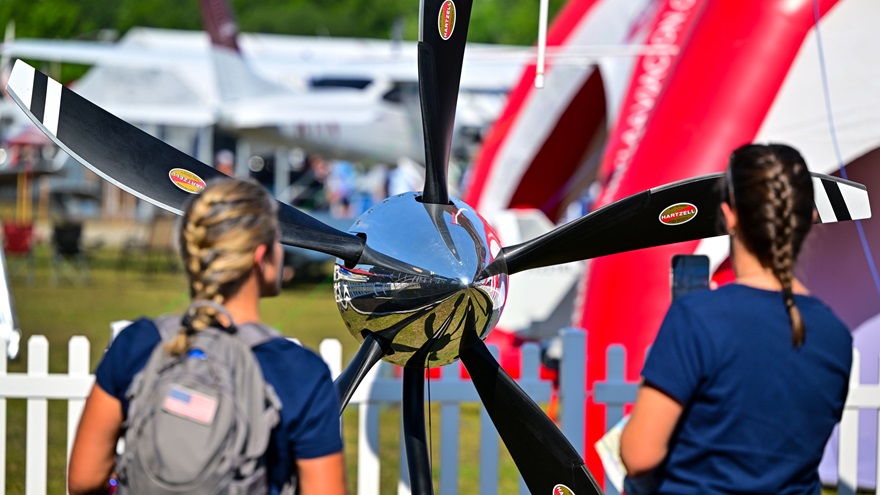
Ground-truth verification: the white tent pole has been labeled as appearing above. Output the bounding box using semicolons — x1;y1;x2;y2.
535;0;549;89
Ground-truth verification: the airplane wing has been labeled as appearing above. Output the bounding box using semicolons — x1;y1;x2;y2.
3;41;380;128
219;91;382;128
2;27;646;134
0;38;206;69
69;63;219;128
1;36;221;128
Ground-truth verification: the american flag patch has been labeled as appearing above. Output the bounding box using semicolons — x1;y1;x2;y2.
162;385;218;425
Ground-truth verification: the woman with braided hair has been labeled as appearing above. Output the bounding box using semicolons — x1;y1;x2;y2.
69;178;346;495
619;144;852;494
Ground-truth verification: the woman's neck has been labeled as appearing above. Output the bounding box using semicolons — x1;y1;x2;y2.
730;237;809;295
220;275;262;325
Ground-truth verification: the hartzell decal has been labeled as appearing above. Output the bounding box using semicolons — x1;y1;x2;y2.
659;202;698;225
552;484;575;495
438;0;457;40
169;168;207;194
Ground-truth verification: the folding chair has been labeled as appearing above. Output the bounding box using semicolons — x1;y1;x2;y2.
2;222;35;286
51;222;89;286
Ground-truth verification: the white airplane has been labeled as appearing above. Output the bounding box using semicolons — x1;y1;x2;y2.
0;0;530;175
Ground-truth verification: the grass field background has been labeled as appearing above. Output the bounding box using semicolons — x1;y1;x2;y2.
6;244;523;494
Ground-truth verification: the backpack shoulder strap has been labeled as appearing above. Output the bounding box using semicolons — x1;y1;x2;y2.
151;314;184;342
236;322;281;349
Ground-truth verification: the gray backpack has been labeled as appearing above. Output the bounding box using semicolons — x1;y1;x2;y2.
117;305;283;494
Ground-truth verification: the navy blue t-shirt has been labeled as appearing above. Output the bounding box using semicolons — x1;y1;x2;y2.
95;318;343;495
641;284;852;495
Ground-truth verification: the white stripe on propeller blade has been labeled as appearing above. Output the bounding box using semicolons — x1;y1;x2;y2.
6;60;34;111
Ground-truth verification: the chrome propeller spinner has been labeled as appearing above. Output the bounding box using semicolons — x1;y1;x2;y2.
334;192;508;368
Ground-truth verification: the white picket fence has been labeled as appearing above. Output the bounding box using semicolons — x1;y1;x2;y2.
0;330;584;495
0;336;92;495
0;331;876;495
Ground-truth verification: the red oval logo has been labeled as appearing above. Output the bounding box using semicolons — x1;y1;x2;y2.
553;485;575;495
659;203;698;226
438;0;457;40
169;168;206;194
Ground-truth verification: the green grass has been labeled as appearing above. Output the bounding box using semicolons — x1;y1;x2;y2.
7;245;521;494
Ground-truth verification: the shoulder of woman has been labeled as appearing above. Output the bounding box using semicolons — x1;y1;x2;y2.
254;338;332;375
109;317;162;350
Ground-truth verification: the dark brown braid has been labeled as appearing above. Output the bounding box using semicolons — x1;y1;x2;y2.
725;144;814;347
166;178;279;355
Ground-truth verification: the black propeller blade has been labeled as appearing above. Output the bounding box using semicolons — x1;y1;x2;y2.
486;172;871;277
334;302;446;411
400;293;467;495
459;297;603;495
402;367;433;495
4;60;366;265
488;175;721;276
334;333;390;411
419;0;472;205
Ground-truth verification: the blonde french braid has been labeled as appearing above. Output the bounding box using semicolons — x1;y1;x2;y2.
165;178;279;355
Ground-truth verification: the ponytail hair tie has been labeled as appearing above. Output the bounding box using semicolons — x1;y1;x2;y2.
180;311;197;334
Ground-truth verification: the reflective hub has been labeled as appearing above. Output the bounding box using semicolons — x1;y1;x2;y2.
334;193;508;368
